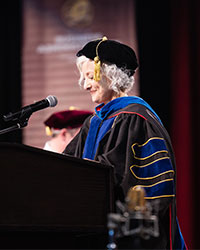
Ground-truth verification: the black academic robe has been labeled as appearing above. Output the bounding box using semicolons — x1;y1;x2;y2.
63;103;185;249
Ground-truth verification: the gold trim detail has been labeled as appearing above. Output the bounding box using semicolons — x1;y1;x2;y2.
130;167;174;180
145;194;175;200
132;178;174;189
111;116;118;128
131;179;175;199
131;137;168;160
131;156;170;168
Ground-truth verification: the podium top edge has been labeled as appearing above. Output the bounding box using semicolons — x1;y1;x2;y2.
0;142;113;170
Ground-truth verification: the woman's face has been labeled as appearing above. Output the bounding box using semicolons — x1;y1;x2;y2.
81;60;115;104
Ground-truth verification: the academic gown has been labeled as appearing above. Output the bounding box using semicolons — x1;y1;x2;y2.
63;96;186;249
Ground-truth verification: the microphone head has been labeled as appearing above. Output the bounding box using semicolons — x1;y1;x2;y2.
46;95;58;107
126;186;146;212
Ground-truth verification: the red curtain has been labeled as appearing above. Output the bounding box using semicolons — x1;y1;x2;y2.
170;0;200;249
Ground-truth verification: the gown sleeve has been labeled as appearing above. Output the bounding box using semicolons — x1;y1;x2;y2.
95;112;177;248
96;113;175;205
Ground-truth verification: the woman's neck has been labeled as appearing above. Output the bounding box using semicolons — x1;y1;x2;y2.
111;91;127;101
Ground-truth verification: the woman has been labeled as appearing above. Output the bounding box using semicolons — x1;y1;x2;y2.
63;37;186;249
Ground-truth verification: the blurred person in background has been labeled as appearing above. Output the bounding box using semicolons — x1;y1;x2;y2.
43;108;93;153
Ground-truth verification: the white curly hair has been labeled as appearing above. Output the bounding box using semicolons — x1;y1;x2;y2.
76;55;135;94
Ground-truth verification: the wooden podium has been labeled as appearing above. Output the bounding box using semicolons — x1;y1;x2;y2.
0;142;114;249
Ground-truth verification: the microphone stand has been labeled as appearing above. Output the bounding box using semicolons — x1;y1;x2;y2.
0;123;22;135
106;187;159;250
0;108;32;135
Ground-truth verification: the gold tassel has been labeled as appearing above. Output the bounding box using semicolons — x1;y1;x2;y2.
69;106;78;110
45;126;53;136
94;56;101;81
93;36;108;82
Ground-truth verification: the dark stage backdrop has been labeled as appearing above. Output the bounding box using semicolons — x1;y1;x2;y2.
0;1;22;143
170;0;200;249
136;0;200;249
0;0;200;249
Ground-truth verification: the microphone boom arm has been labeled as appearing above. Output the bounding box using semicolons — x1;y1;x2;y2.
0;95;58;135
0;107;32;135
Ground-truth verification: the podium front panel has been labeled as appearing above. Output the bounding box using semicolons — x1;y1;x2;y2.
0;142;114;234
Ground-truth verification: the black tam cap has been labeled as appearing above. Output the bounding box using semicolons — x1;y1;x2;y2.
76;37;138;77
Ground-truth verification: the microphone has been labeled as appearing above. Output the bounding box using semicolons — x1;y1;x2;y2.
126;186;146;212
3;95;58;122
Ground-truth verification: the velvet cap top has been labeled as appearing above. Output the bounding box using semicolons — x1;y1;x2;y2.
76;38;138;76
44;109;93;130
